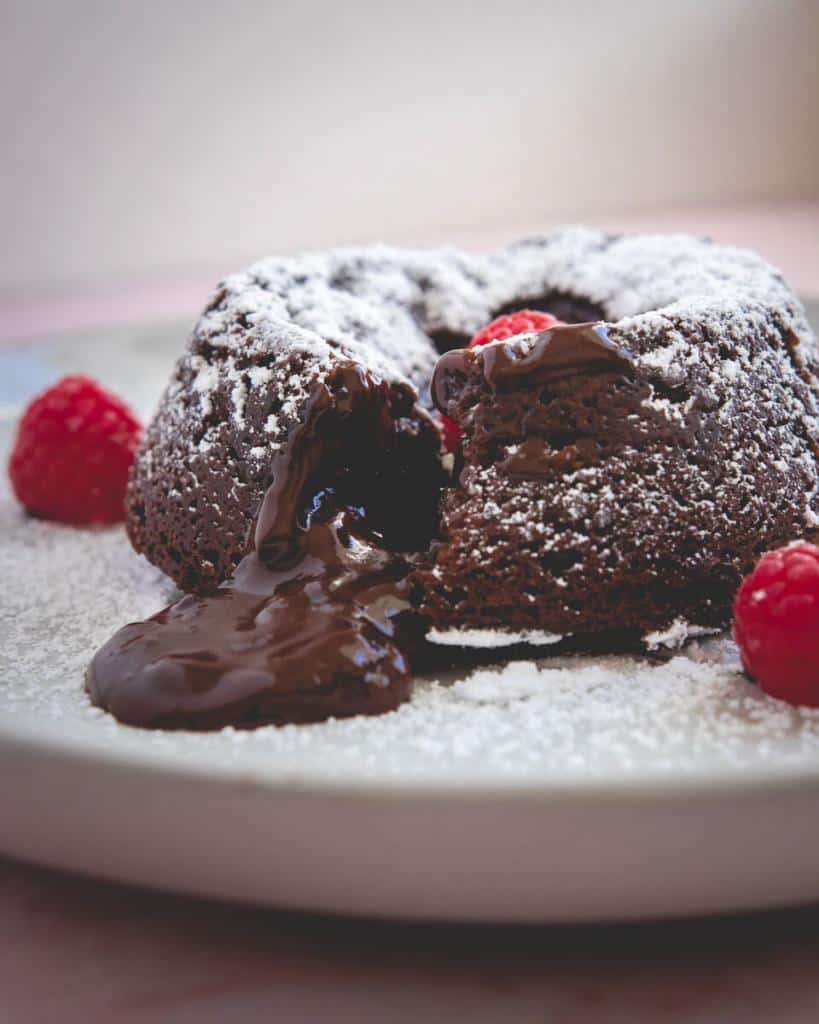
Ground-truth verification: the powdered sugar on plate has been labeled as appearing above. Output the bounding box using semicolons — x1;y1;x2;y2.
427;628;565;648
642;619;721;651
5;478;819;791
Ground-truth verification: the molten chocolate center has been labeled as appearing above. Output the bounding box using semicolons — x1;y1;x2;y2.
87;365;438;729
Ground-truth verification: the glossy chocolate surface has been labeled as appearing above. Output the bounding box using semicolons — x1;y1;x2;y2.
87;365;435;730
431;323;634;408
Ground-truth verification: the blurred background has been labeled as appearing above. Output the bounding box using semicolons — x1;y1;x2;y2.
2;0;818;331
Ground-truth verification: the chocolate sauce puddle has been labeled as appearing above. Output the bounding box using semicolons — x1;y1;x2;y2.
87;365;432;730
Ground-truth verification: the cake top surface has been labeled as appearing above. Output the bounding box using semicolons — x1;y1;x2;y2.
163;225;816;459
190;228;817;388
194;228;794;363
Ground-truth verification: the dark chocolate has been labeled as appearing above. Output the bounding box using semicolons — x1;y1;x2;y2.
87;365;437;730
431;323;633;410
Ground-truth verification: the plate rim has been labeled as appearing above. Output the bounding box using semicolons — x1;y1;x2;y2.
4;704;819;804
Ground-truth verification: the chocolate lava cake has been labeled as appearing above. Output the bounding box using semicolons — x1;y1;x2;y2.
90;228;819;729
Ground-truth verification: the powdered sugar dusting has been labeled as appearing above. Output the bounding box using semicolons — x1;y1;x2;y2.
424;229;819;635
428;628;564;648
6;487;819;788
129;244;508;582
148;230;818;491
496;230;814;350
643;619;721;651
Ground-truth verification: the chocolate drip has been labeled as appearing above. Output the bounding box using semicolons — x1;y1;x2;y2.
431;322;633;409
87;365;436;730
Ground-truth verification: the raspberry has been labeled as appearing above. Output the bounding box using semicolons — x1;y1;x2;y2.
733;541;819;706
439;413;462;455
8;375;142;525
469;309;562;350
440;309;564;451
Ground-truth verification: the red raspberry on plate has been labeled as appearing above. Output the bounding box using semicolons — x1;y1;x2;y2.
440;310;564;452
8;375;142;525
733;541;819;706
469;309;562;350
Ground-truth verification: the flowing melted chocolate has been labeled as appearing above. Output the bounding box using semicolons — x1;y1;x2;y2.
89;324;634;731
431;322;634;408
87;365;439;730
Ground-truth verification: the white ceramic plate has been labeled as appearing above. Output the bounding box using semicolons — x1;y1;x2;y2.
2;313;819;924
